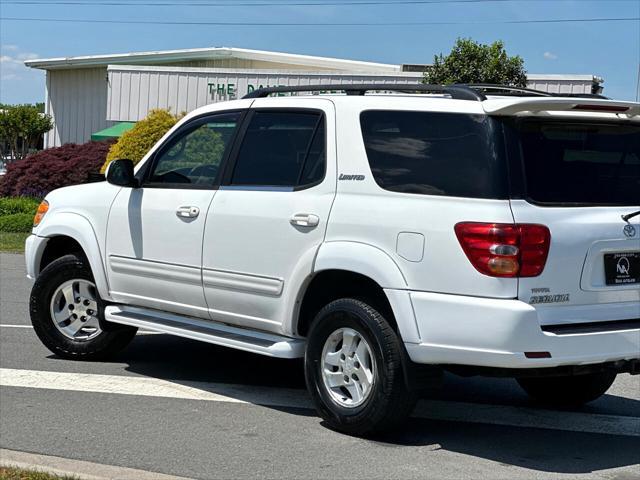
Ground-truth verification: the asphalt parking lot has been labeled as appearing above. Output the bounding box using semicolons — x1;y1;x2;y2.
1;252;639;479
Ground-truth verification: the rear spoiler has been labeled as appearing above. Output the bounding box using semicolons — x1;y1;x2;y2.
483;97;640;117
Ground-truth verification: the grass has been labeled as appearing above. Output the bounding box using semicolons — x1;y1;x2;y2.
0;197;38;253
0;232;30;253
0;467;78;480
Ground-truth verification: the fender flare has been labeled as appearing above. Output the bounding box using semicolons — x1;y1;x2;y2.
313;241;407;289
35;212;112;301
312;241;420;343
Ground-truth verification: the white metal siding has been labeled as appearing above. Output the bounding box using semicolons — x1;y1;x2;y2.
45;68;113;147
42;62;602;145
526;79;594;95
106;65;423;121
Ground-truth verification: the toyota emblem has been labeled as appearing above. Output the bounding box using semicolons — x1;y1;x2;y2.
623;224;636;238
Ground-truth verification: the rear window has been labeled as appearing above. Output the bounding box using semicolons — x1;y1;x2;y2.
511;119;640;205
360;111;507;199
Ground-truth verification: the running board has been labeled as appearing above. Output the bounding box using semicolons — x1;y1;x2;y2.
104;306;305;358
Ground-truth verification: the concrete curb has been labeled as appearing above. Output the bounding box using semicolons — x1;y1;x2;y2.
0;449;192;480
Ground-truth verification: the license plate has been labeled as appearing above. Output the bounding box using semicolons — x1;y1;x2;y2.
604;252;640;286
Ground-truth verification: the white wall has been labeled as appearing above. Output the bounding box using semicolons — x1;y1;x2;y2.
526;76;597;95
106;65;423;122
43;64;600;145
45;68;113;147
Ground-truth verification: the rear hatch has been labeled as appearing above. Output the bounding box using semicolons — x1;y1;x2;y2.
503;116;640;326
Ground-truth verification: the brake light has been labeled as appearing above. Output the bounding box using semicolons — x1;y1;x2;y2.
454;222;550;278
33;200;49;227
572;104;629;113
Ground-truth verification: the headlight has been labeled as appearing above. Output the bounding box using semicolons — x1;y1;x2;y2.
33;200;49;227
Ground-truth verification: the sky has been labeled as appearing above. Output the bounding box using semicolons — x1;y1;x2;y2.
0;0;638;104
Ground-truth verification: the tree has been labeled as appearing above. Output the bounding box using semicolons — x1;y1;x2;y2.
0;140;114;197
0;104;53;162
101;109;181;173
423;38;527;87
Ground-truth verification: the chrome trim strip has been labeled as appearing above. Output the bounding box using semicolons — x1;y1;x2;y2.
220;185;294;192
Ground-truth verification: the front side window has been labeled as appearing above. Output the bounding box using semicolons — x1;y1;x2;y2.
230;111;325;187
148;112;241;187
360;110;507;198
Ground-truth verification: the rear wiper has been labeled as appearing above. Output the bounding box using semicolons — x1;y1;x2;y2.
622;210;640;222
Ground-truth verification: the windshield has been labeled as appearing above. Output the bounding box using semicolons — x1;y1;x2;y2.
508;119;640;206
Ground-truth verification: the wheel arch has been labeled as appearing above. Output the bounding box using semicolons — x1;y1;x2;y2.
33;212;111;300
293;241;420;343
313;241;408;290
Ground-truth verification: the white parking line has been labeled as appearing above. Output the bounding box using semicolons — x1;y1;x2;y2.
0;324;33;329
0;367;305;406
1;368;638;437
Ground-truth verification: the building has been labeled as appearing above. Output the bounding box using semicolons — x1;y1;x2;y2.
25;47;605;148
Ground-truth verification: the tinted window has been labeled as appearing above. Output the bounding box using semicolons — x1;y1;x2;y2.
149;113;240;187
511;119;640;205
231;111;325;187
360;111;507;198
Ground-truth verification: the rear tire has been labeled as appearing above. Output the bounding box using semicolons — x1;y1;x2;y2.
30;254;137;360
304;298;416;436
517;371;617;407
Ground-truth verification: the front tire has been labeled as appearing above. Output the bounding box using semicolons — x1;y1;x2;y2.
304;298;416;436
517;371;617;407
30;254;137;360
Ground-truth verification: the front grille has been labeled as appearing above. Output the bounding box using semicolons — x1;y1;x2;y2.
542;318;640;335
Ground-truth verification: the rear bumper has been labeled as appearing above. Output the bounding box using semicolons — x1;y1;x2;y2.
401;290;640;369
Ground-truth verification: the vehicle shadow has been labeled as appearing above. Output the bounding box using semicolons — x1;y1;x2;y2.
369;418;640;474
110;333;640;475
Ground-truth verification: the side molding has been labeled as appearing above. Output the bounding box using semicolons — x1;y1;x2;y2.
35;212;112;301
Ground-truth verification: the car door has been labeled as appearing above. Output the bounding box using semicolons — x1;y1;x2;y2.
106;110;244;319
202;98;336;334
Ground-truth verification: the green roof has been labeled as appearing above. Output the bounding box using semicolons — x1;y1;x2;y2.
91;122;136;141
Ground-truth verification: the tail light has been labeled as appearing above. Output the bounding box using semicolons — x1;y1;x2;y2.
454;222;550;278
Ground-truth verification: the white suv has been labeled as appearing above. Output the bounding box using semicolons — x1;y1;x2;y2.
25;84;640;435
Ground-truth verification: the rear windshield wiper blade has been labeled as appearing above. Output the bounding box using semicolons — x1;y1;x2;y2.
622;210;640;222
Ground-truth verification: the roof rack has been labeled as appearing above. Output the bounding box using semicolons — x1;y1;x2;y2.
554;93;610;99
243;84;486;101
459;84;552;97
461;84;610;99
242;83;610;101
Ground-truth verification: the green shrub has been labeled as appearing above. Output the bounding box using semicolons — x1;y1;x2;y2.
101;109;181;173
0;213;34;232
0;196;40;216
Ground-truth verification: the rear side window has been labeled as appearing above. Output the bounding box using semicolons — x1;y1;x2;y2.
230;111;325;187
360;111;507;198
510;119;640;205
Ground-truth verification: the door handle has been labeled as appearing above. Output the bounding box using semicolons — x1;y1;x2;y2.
290;213;320;228
176;206;200;218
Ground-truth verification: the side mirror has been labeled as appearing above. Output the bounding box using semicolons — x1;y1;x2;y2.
106;159;139;188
